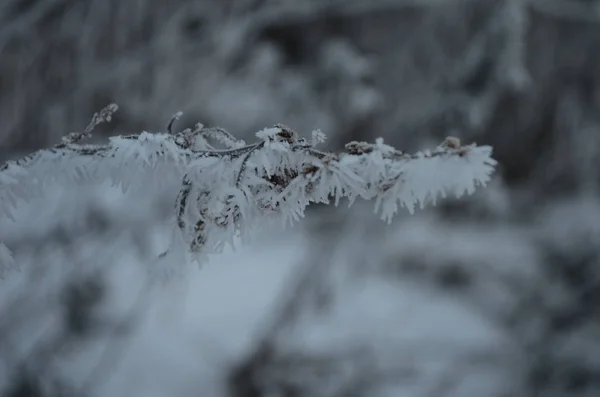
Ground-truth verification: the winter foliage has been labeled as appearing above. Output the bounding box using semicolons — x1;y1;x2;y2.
0;105;496;271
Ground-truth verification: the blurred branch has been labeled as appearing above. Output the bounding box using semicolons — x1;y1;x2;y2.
0;193;159;396
0;0;72;51
527;0;600;23
243;0;469;27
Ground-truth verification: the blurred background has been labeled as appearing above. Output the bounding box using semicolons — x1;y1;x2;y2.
1;0;600;396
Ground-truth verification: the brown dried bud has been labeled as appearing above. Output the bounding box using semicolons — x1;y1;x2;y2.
441;136;461;149
274;124;296;143
303;165;320;176
345;141;373;155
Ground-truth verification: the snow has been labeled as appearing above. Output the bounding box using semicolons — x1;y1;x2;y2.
91;233;306;397
0;185;511;396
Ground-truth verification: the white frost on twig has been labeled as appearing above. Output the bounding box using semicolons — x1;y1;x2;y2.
0;107;497;269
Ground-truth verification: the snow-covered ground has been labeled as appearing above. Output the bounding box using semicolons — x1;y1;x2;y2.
93;235;307;397
0;184;309;396
0;185;525;396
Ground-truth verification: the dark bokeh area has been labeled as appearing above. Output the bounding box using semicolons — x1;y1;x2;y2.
2;0;600;396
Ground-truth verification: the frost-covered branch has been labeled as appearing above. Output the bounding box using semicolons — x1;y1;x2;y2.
0;105;496;269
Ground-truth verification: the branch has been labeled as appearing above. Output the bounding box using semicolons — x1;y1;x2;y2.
0;106;497;270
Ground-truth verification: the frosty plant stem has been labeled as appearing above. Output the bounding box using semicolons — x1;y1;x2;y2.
0;104;497;269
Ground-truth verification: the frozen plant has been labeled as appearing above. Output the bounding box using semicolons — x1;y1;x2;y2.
0;105;497;271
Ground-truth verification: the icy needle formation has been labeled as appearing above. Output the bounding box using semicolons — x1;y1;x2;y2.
0;105;496;269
